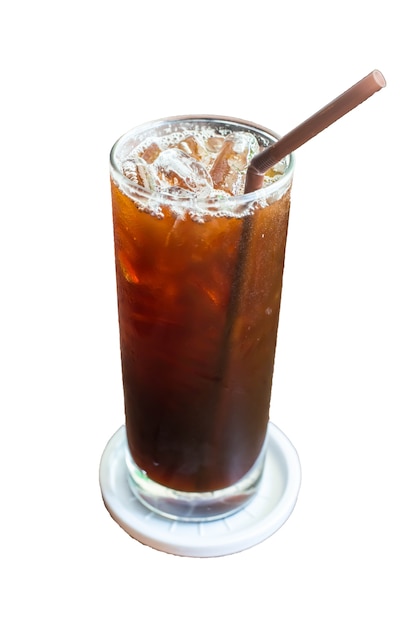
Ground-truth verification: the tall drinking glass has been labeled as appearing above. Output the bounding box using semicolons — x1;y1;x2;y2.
110;115;294;521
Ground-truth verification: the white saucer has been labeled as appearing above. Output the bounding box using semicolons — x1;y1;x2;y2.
99;423;301;557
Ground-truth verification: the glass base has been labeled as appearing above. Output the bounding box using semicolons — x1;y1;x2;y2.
125;443;267;522
100;424;301;556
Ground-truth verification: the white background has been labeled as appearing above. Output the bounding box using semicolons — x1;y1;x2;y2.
1;1;416;624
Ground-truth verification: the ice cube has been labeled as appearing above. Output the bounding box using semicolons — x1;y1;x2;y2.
153;148;213;196
122;155;160;191
139;142;161;163
264;159;286;185
210;132;259;195
173;135;208;161
205;135;225;153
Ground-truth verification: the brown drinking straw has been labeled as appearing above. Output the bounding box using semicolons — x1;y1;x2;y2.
244;70;386;193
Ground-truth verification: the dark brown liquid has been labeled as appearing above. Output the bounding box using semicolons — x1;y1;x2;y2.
112;182;291;492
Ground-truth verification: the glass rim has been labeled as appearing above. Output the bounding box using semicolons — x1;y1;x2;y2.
109;114;295;209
